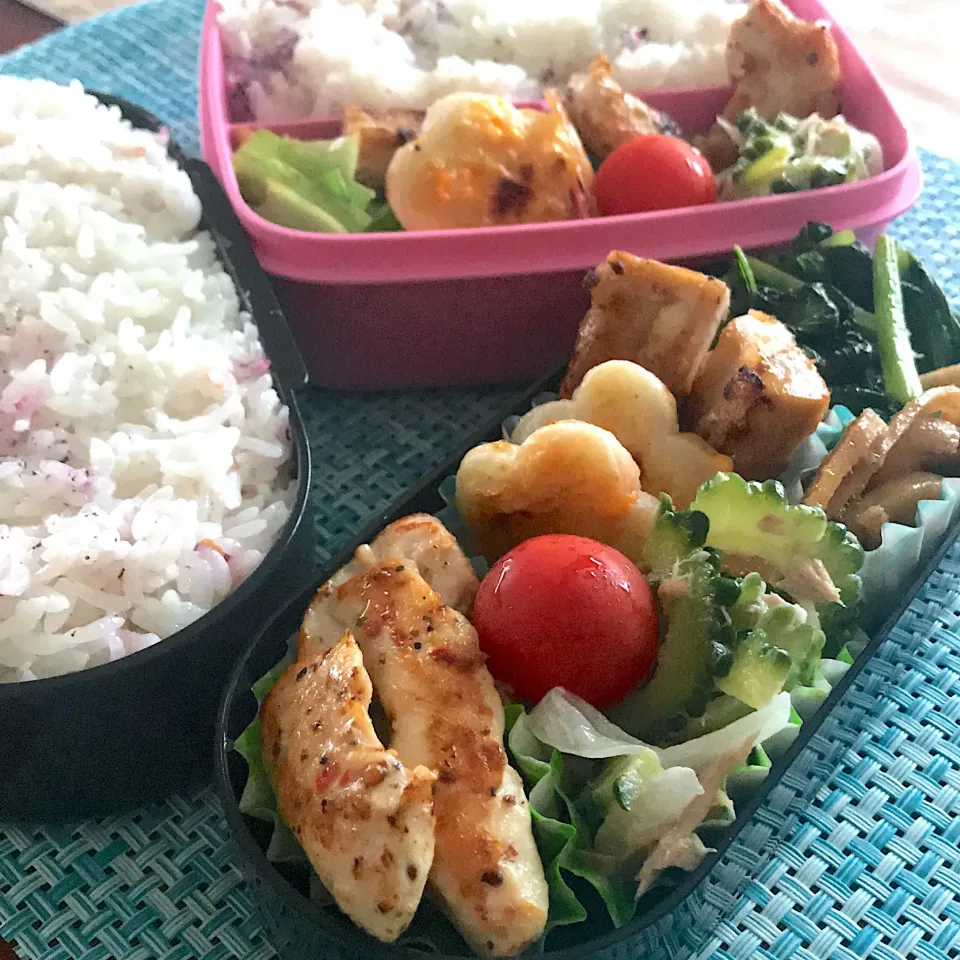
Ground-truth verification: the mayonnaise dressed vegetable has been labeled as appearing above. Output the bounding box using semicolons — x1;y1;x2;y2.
716;108;883;201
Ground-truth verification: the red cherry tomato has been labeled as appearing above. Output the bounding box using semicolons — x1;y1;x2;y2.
471;535;658;707
593;135;716;216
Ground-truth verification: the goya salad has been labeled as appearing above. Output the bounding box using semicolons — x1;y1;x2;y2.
233;223;960;957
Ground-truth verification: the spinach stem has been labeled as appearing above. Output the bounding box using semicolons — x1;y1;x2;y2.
744;256;802;292
873;235;922;404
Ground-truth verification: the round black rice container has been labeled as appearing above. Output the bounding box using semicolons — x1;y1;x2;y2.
0;93;313;822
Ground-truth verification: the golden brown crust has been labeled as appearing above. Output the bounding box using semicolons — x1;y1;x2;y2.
386;93;595;231
561;252;730;399
565;56;679;161
454;421;660;568
300;558;549;956
367;513;479;613
690;310;830;479
261;633;436;943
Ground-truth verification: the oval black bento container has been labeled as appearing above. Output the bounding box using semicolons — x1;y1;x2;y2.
215;368;960;960
0;92;313;822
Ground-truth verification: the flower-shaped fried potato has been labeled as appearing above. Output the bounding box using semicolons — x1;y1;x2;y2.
455;419;659;567
513;360;732;508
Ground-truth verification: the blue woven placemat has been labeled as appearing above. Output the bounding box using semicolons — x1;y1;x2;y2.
4;3;960;958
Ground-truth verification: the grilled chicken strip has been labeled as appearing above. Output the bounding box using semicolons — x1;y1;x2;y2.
334;513;479;613
260;632;436;943
301;557;549;958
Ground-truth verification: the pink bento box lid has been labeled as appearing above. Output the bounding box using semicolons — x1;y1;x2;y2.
200;0;922;286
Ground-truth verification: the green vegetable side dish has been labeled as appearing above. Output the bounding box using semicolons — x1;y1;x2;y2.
724;222;960;415
717;108;883;200
233;130;403;233
608;496;735;742
873;235;922;405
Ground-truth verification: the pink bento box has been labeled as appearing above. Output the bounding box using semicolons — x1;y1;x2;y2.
200;0;922;391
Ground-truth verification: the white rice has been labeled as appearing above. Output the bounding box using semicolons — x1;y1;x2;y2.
218;0;746;120
0;78;294;682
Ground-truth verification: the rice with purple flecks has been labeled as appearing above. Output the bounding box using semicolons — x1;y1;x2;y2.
0;77;294;682
218;0;747;121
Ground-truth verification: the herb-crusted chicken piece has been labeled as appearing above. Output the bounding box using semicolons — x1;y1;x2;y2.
301;546;549;957
261;632;437;943
690;310;831;480
330;513;479;614
561;253;731;399
565;56;680;162
696;0;842;169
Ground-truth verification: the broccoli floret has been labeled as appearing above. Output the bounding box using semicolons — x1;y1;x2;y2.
690;473;864;655
610;496;735;744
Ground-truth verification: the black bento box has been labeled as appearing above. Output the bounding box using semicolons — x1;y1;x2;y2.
214;368;960;960
0;93;313;822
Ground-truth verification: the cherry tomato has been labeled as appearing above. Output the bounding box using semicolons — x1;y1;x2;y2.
471;535;658;707
593;135;716;216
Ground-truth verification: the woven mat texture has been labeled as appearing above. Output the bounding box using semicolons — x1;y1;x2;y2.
4;2;960;957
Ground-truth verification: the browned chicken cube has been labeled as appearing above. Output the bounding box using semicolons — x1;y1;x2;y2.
690;310;830;479
565;56;680;162
696;0;841;170
343;105;423;189
561;252;730;399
